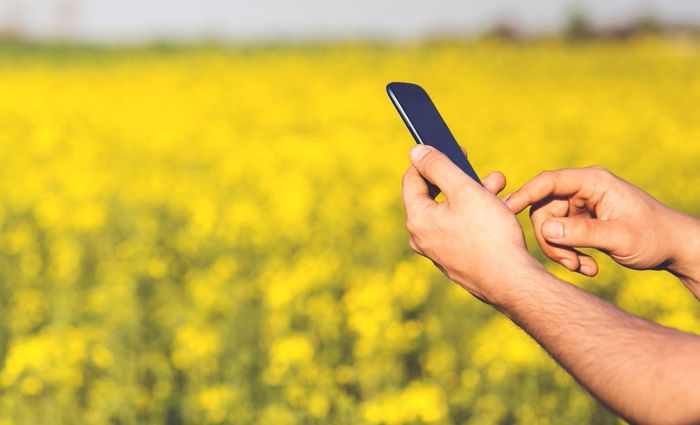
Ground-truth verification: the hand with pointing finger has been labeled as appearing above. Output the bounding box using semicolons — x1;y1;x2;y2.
402;144;543;305
505;166;700;296
402;155;700;423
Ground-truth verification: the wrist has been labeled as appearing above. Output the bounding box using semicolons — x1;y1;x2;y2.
493;264;574;326
663;209;700;298
478;254;550;312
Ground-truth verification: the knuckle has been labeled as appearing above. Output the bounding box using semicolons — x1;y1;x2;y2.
405;215;424;235
582;219;598;239
405;217;418;234
531;170;557;190
588;165;612;178
535;170;554;180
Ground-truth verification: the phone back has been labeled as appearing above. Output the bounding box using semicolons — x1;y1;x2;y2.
386;82;480;184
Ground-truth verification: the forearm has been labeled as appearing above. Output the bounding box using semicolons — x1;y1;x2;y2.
492;267;700;425
665;209;700;299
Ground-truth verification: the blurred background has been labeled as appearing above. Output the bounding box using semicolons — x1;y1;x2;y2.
3;0;700;42
1;1;700;424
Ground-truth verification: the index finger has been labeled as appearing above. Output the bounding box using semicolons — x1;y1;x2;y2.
505;169;589;214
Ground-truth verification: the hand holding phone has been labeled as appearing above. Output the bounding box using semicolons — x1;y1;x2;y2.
387;82;480;197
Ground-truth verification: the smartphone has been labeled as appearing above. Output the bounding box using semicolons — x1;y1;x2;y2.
386;82;480;197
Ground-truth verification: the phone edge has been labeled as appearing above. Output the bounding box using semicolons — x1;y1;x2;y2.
386;83;426;146
386;82;441;198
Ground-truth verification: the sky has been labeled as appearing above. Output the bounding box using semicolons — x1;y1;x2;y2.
2;0;700;43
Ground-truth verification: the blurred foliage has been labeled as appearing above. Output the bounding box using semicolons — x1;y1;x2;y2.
0;37;699;424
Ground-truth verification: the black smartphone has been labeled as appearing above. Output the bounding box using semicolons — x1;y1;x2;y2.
386;82;480;197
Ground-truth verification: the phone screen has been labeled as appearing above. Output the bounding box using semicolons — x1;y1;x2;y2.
387;82;480;186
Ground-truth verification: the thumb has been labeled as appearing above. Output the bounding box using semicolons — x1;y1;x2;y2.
541;217;621;252
409;145;474;199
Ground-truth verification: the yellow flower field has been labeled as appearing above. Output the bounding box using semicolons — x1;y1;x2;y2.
0;37;699;424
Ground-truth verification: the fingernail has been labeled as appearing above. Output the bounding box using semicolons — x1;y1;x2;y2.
502;193;512;203
543;220;564;240
560;258;576;270
409;145;431;162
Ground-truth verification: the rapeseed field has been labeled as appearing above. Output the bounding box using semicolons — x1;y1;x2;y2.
0;37;699;424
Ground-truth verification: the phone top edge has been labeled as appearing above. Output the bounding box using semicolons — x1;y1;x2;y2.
386;83;425;145
386;82;427;97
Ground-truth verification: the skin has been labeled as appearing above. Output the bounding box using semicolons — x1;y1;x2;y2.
402;144;700;425
504;166;700;298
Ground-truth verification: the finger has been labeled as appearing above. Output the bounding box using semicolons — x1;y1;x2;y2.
530;199;582;271
481;171;506;195
402;165;434;216
460;145;505;195
506;169;592;214
409;145;475;200
577;254;599;277
530;201;602;276
459;145;468;158
541;217;626;253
